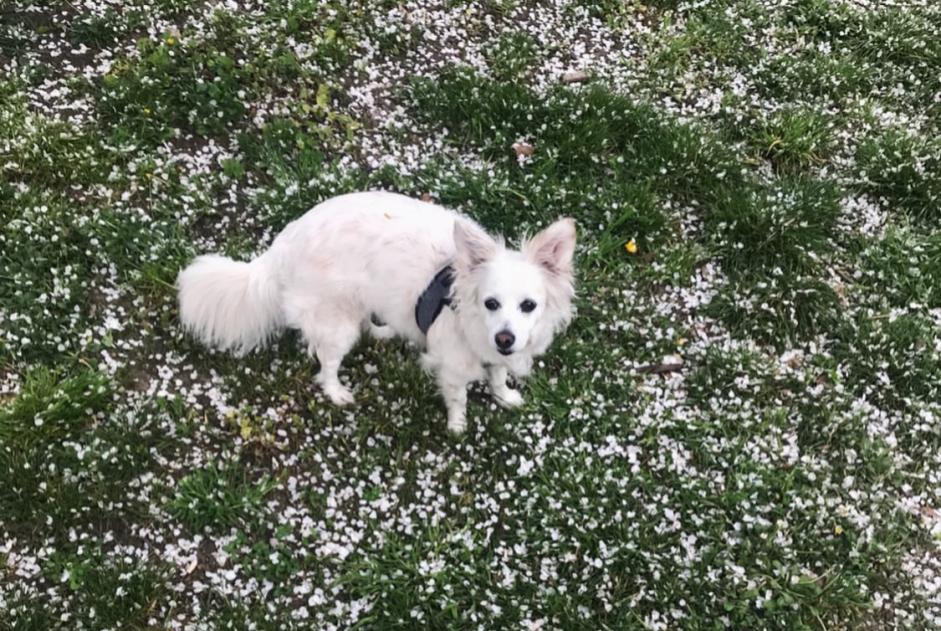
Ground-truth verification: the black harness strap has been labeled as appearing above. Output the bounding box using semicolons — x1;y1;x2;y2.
415;265;455;334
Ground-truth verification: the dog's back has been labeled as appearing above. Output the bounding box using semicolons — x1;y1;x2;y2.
178;191;469;353
271;191;462;342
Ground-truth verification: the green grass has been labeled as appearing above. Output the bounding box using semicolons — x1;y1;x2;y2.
2;0;940;628
167;461;280;532
486;31;541;81
34;550;170;629
0;368;112;525
746;108;835;173
859;226;941;308
0;367;167;541
98;36;253;143
702;177;844;346
708;177;840;276
857;128;941;223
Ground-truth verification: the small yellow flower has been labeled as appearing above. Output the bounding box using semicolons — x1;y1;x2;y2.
165;35;176;46
834;525;844;535
624;238;638;254
143;107;151;115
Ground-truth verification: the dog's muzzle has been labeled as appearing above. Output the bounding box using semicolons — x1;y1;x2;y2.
495;330;515;355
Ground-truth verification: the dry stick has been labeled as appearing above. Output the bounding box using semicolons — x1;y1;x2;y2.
636;362;684;375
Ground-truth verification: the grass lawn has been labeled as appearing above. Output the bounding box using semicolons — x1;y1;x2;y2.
1;0;940;628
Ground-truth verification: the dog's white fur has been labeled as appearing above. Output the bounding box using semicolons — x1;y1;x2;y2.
178;191;576;433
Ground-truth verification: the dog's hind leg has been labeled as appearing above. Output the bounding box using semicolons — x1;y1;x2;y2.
300;312;360;406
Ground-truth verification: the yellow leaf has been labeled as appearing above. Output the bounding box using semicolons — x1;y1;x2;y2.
316;84;330;109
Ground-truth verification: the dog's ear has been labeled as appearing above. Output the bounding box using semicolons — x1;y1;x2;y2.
454;220;498;270
524;217;576;277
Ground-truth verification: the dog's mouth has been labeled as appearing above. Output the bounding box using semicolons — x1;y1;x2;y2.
497;348;514;356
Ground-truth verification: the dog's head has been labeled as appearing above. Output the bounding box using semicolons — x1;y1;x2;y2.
453;217;576;366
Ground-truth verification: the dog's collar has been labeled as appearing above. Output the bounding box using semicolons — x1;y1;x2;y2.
416;265;455;335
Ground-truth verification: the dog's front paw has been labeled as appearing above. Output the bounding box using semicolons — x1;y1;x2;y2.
323;383;355;407
447;411;467;435
494;387;524;409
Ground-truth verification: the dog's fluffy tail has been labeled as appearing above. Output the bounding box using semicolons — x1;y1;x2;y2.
177;251;282;354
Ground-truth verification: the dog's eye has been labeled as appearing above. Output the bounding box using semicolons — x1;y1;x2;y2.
484;298;500;311
520;299;537;313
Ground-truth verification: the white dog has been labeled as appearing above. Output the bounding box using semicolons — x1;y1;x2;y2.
178;191;576;434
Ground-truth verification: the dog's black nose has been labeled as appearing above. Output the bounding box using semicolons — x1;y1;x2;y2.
495;330;515;351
